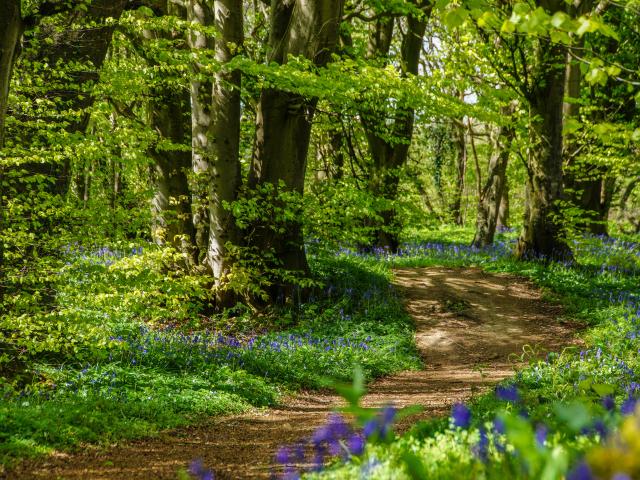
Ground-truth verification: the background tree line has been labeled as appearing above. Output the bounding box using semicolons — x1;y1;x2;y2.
0;0;638;313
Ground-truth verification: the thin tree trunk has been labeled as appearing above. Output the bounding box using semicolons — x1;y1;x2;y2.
149;92;197;265
496;181;510;230
516;28;572;261
451;119;467;226
187;0;214;263
472;107;515;248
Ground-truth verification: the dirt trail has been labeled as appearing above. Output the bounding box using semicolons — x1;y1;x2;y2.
10;267;579;480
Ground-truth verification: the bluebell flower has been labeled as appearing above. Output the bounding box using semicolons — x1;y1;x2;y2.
189;459;214;480
535;424;548;447
363;419;378;439
496;385;520;403
472;426;489;462
348;433;365;456
601;395;615;412
452;403;471;428
275;446;290;465
567;461;594;480
621;395;637;415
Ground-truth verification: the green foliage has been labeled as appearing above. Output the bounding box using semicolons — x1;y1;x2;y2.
0;252;420;466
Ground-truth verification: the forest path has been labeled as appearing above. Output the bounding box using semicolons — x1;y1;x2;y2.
11;267;579;480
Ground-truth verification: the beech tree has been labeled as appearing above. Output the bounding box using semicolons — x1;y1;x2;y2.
247;0;345;298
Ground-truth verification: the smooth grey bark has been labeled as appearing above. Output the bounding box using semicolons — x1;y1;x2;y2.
516;10;572;261
207;0;243;289
362;12;429;252
496;181;510;230
472;107;515;248
248;0;344;301
138;2;197;265
187;0;244;302
187;0;214;262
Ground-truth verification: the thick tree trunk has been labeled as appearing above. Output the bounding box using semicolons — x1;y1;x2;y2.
207;0;243;291
248;0;344;301
472;109;515;248
149;92;197;264
516;31;572;261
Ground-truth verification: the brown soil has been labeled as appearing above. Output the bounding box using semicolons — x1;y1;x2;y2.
8;267;580;480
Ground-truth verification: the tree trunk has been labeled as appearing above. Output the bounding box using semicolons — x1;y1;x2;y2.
206;0;243;293
451;119;467;226
0;1;21;150
362;12;428;251
472;107;515;248
149;91;197;264
516;28;572;261
248;0;344;302
496;181;510;230
187;0;214;263
0;0;23;303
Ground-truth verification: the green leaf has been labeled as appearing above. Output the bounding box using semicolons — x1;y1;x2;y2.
555;402;592;432
592;383;615;397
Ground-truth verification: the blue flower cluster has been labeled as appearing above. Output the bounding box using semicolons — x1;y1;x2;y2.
108;325;374;375
273;407;397;479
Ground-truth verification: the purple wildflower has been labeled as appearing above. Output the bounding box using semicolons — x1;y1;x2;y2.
567;461;594;480
452;403;471;428
472;426;489;462
602;395;616;412
275;446;290;465
348;433;365;456
621;395;638;415
493;417;505;435
535;424;548;447
189;459;215;480
363;419;378;439
496;385;520;403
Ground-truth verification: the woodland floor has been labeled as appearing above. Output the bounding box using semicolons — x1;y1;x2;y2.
9;267;580;480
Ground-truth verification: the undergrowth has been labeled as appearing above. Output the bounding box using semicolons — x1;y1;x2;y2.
0;250;419;467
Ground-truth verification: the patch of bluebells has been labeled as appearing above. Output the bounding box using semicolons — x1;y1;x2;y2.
269;406;397;478
105;325;375;381
338;240;514;263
